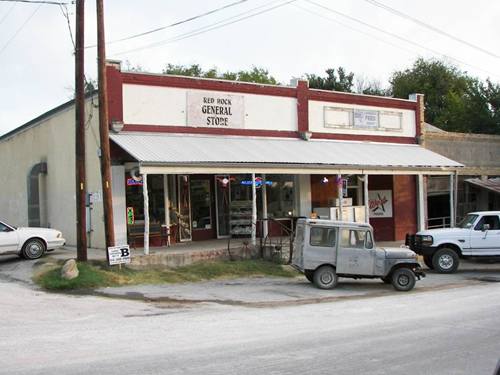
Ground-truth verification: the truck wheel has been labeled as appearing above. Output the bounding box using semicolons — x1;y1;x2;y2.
423;255;434;270
313;265;338;290
432;248;459;273
391;268;416;292
304;270;314;283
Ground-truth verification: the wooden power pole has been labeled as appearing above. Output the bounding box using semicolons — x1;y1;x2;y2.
96;0;115;252
75;0;87;262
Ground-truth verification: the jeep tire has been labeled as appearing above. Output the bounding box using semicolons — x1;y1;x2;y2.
432;248;459;273
391;268;416;292
313;265;338;289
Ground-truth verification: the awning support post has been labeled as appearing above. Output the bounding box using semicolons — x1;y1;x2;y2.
449;173;455;228
364;174;369;224
417;174;426;231
251;173;257;246
143;173;150;255
262;174;268;239
163;174;170;246
337;174;343;221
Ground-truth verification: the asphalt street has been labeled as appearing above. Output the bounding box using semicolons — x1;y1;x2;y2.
1;276;499;375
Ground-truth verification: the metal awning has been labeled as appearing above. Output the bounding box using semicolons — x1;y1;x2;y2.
465;178;500;194
110;132;463;175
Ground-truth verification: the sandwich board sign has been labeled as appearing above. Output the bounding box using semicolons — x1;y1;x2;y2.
107;245;131;266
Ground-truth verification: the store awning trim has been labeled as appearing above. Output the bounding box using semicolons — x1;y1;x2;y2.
110;132;463;171
465;178;500;194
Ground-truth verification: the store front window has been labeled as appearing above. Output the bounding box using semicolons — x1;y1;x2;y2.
265;175;296;218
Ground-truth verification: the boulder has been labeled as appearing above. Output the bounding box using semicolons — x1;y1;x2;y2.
61;259;79;280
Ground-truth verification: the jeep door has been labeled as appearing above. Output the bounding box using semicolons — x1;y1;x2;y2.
469;214;500;255
303;225;337;270
336;228;375;275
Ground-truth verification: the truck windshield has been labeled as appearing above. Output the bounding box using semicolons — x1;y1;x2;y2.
457;214;479;228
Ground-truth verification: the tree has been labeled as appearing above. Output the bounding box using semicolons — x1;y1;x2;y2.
162;64;278;84
306;67;355;92
355;76;389;96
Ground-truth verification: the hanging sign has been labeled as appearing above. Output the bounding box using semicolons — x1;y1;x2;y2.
127;207;135;225
187;91;245;128
368;190;393;218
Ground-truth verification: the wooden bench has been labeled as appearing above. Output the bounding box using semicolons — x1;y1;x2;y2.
127;223;168;248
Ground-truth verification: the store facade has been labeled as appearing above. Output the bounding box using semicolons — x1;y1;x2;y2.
104;60;462;249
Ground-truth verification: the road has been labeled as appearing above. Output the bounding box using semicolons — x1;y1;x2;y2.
1;278;499;375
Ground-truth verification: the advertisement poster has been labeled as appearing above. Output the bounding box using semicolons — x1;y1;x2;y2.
368;190;393;218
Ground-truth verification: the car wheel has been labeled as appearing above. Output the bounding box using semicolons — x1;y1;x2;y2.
423;255;434;269
313;265;338;290
304;270;314;283
391;268;416;292
22;238;46;260
432;248;459;273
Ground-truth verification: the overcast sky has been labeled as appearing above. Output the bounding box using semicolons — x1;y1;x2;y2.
0;0;499;136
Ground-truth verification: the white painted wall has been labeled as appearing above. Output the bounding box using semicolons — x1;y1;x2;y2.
308;100;416;138
123;84;298;132
0;98;107;249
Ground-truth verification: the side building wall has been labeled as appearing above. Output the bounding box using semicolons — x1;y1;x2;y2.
0;99;106;249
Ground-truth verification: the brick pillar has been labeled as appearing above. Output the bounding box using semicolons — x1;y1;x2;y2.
393;175;417;240
296;80;309;135
106;60;123;125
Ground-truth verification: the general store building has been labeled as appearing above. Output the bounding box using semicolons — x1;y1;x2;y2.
0;61;462;250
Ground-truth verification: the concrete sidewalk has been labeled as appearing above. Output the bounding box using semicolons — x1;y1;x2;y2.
1;246;499;307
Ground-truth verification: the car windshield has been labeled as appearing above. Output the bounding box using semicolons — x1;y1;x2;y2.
457;214;479;229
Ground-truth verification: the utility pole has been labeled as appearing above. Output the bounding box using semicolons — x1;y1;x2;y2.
75;0;87;262
96;0;115;253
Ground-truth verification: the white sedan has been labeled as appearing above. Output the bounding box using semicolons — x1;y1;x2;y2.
0;221;66;259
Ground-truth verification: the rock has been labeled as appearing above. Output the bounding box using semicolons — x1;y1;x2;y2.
61;259;79;280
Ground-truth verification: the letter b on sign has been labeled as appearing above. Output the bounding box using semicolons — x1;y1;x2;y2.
120;247;130;257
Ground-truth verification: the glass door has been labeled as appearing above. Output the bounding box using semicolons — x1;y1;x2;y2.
190;176;216;241
215;175;231;238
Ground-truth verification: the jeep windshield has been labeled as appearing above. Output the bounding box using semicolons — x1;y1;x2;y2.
457;214;479;228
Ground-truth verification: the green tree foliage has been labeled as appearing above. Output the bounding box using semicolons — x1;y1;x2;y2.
162;64;278;84
306;67;355;92
390;58;500;134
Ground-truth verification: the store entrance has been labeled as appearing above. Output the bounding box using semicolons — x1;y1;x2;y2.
190;176;216;241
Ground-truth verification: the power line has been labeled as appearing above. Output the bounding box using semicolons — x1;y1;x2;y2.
0;0;68;5
85;0;250;49
113;0;296;56
0;2;16;26
0;2;42;56
304;0;500;79
362;0;500;59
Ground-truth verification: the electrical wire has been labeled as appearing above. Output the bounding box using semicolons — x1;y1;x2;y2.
0;2;42;56
362;0;500;59
86;0;250;49
0;0;68;5
304;0;500;79
0;2;16;26
113;0;296;56
58;3;74;51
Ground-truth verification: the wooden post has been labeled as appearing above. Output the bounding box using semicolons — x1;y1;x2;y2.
364;174;369;224
251;173;257;246
75;0;87;262
96;0;115;254
143;173;150;255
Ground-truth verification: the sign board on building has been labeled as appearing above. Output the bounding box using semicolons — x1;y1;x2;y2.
368;190;393;218
187;91;245;128
107;245;131;266
354;109;379;129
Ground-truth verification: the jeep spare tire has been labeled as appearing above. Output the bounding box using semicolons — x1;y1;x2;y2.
313;265;338;289
391;268;416;292
432;248;459;273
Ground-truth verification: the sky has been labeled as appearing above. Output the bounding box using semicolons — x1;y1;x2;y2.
0;0;499;136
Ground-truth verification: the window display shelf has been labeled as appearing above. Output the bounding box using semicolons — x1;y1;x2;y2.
230;200;252;236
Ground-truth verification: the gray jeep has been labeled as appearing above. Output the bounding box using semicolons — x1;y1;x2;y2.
292;219;425;291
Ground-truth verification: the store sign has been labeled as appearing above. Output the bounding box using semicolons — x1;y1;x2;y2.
368;190;393;218
127;207;135;225
187;91;245;128
240;177;273;187
354;109;379;129
107;245;131;266
127;178;143;186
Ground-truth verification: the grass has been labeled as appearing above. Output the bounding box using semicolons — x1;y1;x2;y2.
35;259;297;291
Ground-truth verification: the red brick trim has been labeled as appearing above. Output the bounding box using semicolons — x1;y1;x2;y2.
297;80;309;133
309;90;417;110
311;132;416;144
122;124;300;138
121;72;297;98
416;94;424;140
106;64;123;123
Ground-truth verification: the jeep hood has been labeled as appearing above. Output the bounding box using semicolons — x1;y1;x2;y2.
381;247;418;260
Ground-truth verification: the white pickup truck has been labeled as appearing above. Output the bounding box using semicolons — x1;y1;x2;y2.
406;211;500;273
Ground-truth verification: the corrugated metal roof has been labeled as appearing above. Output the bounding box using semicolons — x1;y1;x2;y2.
465;178;500;194
110;133;463;169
